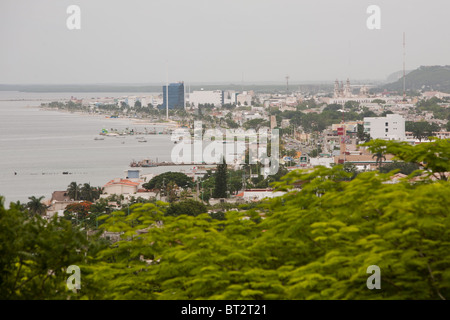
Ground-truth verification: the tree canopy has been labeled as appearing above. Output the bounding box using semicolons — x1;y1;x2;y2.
76;161;450;300
2;139;449;300
142;172;194;190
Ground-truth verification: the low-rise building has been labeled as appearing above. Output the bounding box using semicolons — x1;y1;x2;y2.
103;178;141;195
363;114;406;141
235;189;286;202
189;90;223;107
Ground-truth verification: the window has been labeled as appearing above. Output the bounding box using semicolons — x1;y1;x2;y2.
385;128;389;132
385;122;389;126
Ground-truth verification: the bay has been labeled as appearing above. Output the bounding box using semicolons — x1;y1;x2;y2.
0;91;197;207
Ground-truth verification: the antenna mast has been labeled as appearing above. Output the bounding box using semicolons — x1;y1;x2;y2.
285;75;290;94
166;62;169;120
403;32;406;102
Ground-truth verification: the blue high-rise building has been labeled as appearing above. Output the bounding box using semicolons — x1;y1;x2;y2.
162;82;185;109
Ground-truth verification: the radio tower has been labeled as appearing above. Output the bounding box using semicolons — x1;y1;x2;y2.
403;32;406;102
166;61;169;120
285;75;290;94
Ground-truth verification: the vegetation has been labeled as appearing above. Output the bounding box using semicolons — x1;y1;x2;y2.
379;162;421;175
364;138;450;180
378;65;450;94
77;157;449;299
0;197;94;299
405;121;440;142
142;172;194;190
67;182;102;202
2;139;449;300
26;196;47;217
166;199;207;217
213;159;228;198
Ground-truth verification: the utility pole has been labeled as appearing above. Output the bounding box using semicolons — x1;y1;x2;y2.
196;179;200;200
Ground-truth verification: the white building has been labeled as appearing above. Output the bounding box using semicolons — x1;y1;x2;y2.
223;90;238;105
310;157;334;168
363;114;406;141
236;189;286;202
189;90;223;107
236;92;252;106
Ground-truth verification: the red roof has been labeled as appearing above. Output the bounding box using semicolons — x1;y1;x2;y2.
104;179;140;187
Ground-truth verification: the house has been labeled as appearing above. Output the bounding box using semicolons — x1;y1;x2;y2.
103;178;141;195
46;191;79;217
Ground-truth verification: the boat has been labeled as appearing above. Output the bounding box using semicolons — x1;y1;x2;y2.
94;137;105;140
138;139;147;142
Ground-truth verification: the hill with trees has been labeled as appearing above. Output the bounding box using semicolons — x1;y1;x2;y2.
377;65;450;94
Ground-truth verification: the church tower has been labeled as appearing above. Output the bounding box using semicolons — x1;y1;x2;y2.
334;79;340;98
344;78;351;98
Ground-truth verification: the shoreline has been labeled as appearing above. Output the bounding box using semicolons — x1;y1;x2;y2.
38;106;179;127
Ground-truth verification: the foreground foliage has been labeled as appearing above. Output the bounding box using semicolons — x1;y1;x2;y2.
2;139;450;299
79;164;450;300
0;198;94;299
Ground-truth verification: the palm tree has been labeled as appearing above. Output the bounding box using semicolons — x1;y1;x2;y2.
27;196;46;217
10;200;26;211
67;182;81;200
372;152;386;170
81;183;94;202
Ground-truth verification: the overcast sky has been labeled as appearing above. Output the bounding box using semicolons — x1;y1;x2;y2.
1;0;449;84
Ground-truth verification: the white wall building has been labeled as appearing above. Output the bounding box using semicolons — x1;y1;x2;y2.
223;90;238;105
236;189;286;202
363;114;406;141
236;93;252;106
310;157;334;168
189;90;223;107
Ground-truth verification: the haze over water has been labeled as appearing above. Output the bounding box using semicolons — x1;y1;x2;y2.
0;91;194;206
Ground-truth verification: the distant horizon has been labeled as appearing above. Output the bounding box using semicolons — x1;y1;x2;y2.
3;1;450;84
0;78;389;87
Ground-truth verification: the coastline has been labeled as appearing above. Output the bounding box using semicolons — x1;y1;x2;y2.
39;106;179;127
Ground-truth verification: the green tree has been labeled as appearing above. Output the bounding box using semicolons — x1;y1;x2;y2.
379;162;421;175
365;138;450;180
372;152;386;170
143;172;194;190
213;159;228;198
406;121;439;142
0;197;91;299
357;123;371;142
26;196;46;217
67;182;81;200
243;118;270;130
166;181;178;203
80;164;450;300
166;199;207;217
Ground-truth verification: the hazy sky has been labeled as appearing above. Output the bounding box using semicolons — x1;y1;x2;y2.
1;0;449;84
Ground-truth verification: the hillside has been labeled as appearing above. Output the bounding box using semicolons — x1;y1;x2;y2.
385;70;412;83
378;65;450;93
